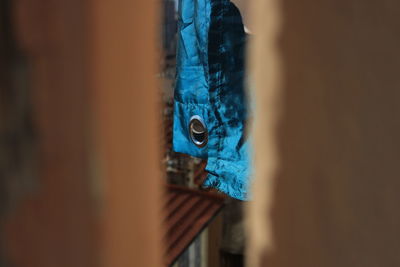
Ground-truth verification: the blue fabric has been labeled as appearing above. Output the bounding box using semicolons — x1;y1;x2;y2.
173;0;251;200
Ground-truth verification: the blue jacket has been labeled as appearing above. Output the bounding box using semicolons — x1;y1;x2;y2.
173;0;250;200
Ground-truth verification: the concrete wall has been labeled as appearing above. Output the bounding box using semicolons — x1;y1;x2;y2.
247;0;400;266
2;1;163;266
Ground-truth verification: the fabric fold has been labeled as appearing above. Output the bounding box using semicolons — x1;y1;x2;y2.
173;0;251;200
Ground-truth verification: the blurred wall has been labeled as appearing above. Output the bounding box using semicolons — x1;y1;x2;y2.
89;0;163;266
1;1;162;266
247;0;400;266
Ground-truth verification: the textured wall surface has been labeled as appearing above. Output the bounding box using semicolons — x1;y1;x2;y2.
247;0;400;266
2;1;162;266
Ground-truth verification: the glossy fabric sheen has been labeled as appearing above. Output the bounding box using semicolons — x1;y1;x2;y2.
173;0;250;200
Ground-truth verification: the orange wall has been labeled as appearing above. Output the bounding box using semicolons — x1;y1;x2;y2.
3;1;163;266
89;0;163;266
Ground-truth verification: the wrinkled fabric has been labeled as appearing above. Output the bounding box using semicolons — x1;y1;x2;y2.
173;0;251;200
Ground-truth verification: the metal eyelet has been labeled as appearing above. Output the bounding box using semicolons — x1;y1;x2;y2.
189;115;208;148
